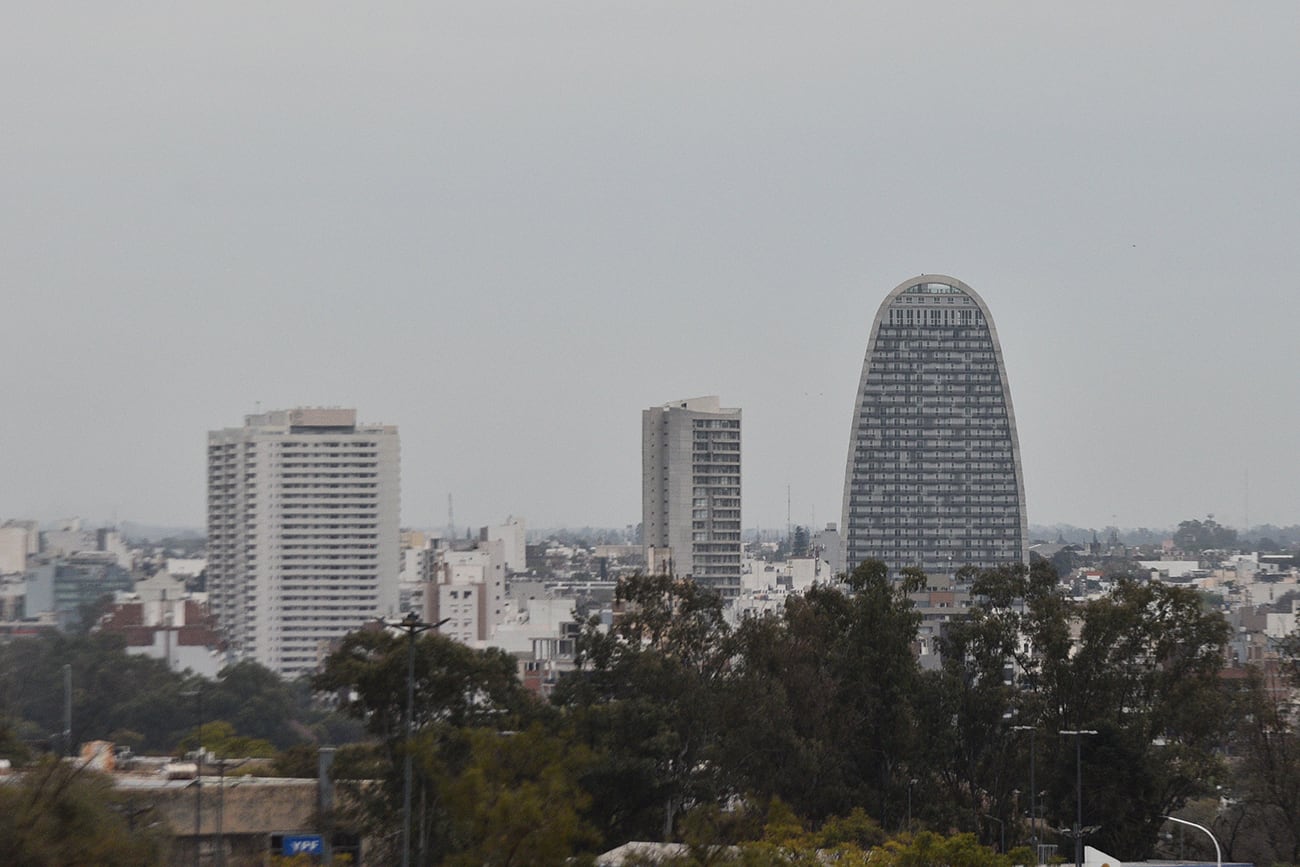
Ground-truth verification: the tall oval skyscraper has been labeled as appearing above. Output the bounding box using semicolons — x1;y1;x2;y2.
841;275;1027;577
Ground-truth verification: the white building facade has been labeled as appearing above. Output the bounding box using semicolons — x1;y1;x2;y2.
423;541;507;645
207;408;400;677
643;396;742;597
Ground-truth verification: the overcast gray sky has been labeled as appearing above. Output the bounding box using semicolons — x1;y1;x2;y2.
3;3;1298;535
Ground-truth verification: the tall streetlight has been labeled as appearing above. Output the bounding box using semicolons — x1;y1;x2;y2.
1059;729;1098;867
388;612;448;867
1011;725;1037;862
1165;816;1221;867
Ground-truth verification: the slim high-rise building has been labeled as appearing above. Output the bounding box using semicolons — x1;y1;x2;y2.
643;396;742;597
841;276;1027;577
207;408;400;677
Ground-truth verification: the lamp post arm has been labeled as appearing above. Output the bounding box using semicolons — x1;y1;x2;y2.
1165;816;1221;867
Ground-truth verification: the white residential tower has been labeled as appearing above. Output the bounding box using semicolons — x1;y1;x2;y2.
207;408;400;677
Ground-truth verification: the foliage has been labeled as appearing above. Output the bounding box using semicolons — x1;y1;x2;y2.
1173;517;1239;554
177;720;275;759
918;563;1049;841
0;631;189;751
871;831;1015;867
0;715;32;765
791;526;810;558
1030;577;1229;857
554;573;733;845
1;558;1260;864
436;724;599;866
0;757;170;866
268;743;320;778
718;561;924;825
0;632;356;756
314;627;535;747
1224;662;1300;864
315;628;548;865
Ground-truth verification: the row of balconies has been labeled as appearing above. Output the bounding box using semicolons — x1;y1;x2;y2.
275;459;379;468
278;544;380;551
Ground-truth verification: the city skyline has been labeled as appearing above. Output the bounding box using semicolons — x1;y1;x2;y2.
3;4;1299;533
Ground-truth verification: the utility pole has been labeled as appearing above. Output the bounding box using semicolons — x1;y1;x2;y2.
182;687;203;867
1060;729;1098;867
389;613;448;867
1012;725;1037;862
62;664;72;757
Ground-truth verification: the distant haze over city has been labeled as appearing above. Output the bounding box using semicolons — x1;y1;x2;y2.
3;4;1298;533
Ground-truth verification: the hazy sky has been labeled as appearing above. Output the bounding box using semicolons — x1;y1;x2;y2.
4;3;1298;534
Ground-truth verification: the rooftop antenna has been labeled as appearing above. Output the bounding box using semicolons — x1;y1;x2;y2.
1244;468;1250;532
447;494;455;540
787;484;792;546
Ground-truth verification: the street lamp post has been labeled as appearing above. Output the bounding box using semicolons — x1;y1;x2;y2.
1165;816;1221;867
1012;725;1037;862
388;612;448;867
1060;730;1098;867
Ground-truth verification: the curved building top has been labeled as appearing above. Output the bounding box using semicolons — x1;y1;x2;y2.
840;275;1027;577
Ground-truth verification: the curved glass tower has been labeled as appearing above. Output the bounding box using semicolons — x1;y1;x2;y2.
841;275;1027;577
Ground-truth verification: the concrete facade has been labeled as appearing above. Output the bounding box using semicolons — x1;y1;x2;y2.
207;408;400;677
0;526;29;575
842;276;1027;577
423;541;506;644
642;396;742;597
482;517;527;574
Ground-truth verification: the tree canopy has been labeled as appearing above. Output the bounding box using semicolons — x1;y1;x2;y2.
6;559;1286;864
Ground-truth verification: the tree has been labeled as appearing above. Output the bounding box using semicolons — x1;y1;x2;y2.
792;526;810;559
1226;660;1300;864
1034;579;1230;857
554;573;732;845
0;716;31;766
920;564;1042;844
1173;518;1238;554
871;831;1018;867
177;720;275;759
314;627;541;864
0;757;170;865
315;627;534;744
718;561;924;825
434;724;598;865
